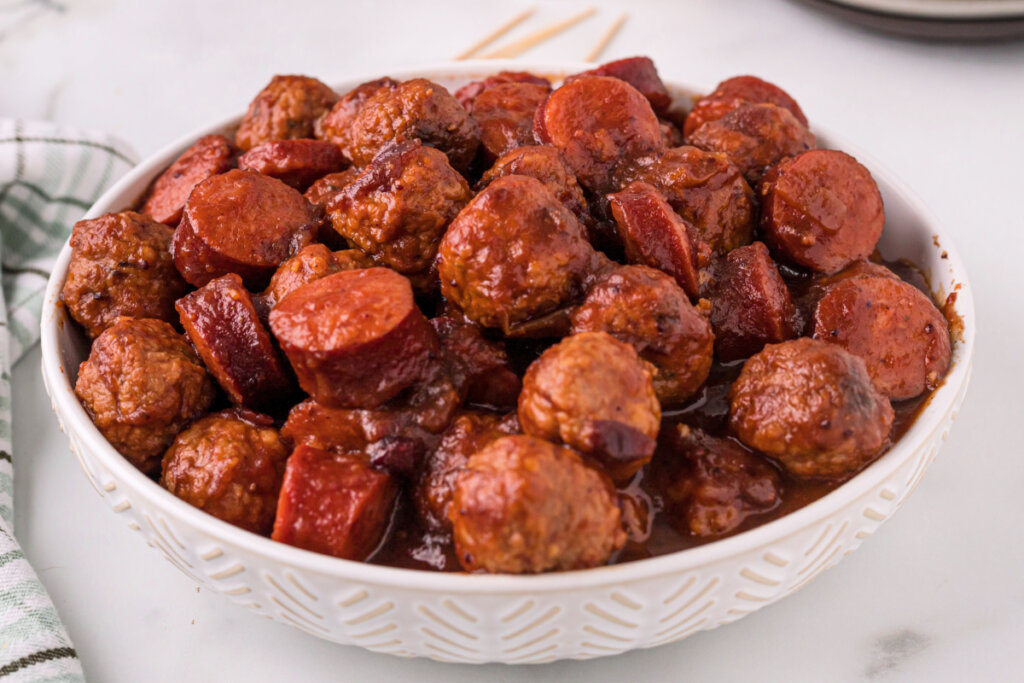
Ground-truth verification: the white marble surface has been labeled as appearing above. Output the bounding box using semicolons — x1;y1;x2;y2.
4;0;1024;680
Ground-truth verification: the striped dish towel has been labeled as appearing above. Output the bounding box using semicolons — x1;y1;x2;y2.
0;119;136;682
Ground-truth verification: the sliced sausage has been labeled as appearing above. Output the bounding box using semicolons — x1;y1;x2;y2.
709;241;797;362
571;265;714;406
141;135;235;225
684;75;808;138
236;75;337;151
161;409;288;535
566;56;671;114
431;317;521;409
518;332;661;483
729;338;894;478
454;71;551;111
74;318;215;474
238;139;347;191
315;77;398;159
450;435;625;573
476;145;590;229
688;102;816;186
176;273;293;409
622;146;755;254
261;243;372;309
471;81;550;164
269;268;439;409
171;169;318;288
607;180;706;299
272;446;398;561
534;75;663;193
326;140;471;275
760;149;884;274
62;211;186;338
438;175;598;333
812;274;951;400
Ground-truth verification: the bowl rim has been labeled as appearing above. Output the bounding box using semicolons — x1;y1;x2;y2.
40;59;976;594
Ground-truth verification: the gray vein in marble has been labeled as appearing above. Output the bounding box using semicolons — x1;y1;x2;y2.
0;0;63;42
864;628;932;679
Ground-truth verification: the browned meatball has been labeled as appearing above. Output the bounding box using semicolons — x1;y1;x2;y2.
571;265;714;406
623;146;755;254
450;435;625;573
261;243;372;309
315;77;398;159
454;71;550;111
431;317;521;409
729;338;894;478
652;425;781;537
74;318;215;474
471;81;550;164
684;75;808;138
688;102;816;186
476;145;590;228
812;273;951;400
62;211;186;338
161;409;288;535
437;175;598;333
519;332;661;482
140;135;235;226
344;78;480;174
326;140;471;275
235;75;337;151
304;168;359;208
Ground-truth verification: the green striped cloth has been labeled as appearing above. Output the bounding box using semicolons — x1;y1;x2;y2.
0;119;136;682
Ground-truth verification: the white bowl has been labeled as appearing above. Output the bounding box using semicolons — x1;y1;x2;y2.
40;61;975;664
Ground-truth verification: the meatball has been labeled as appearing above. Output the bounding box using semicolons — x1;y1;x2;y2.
315;77;398;159
343;78;479;174
431;317;521;409
261;243;372;309
476;145;590;228
728;338;894;478
235;75;337;151
326;140;471;275
454;71;550;111
519;332;661;482
471;81;551;164
760;149;884;274
161;409;288;535
140;134;235;226
812;273;951;400
688;102;816;186
449;435;625;573
684;75;808;138
571;265;714;406
74;318;215;474
62;211;186;338
437;175;598;333
623;146;755;254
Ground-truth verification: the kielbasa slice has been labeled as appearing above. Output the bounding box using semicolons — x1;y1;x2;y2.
607;180;706;299
171;169;318;288
566;56;671;114
141;135;235;226
709;241;797;362
272;446;398;561
812;274;951;400
684;75;808;138
760;149;884;274
534;75;663;193
238;139;347;191
175;273;293;409
269;268;439;409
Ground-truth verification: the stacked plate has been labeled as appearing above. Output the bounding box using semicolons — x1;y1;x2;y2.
795;0;1024;38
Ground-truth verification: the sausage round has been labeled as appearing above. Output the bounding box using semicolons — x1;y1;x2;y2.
343;78;480;174
454;71;550;111
623;146;755;254
449;435;625;573
566;56;672;114
688;102;816;186
472;81;551;164
235;75;337;151
141;134;235;226
171;169;318;288
272;445;398;561
760;149;884;274
175;273;293;409
269;268;439;409
534;75;663;193
315;77;399;157
74;318;215;474
238;139;347;191
261;243;372;309
684;75;808;138
728;338;894;478
518;332;661;483
326;140;471;275
709;241;797;362
476;145;590;228
161;409;288;535
812;274;951;399
62;211;186;338
437;174;598;333
570;265;714;406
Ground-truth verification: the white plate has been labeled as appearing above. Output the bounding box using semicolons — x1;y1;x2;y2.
828;0;1024;19
39;61;976;664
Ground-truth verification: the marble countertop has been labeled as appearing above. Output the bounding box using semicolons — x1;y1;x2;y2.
4;1;1023;681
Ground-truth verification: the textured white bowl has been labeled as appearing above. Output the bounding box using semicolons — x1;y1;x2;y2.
40;61;975;664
